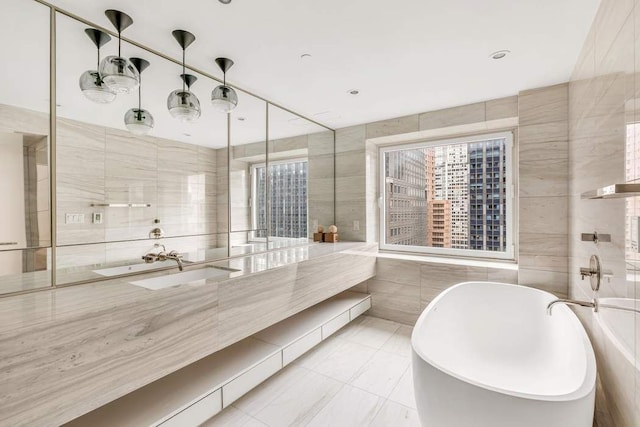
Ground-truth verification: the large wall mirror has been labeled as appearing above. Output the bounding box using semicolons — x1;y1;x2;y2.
0;0;51;295
0;1;335;296
267;105;335;249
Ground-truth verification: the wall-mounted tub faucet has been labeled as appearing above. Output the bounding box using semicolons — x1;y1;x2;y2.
546;298;598;315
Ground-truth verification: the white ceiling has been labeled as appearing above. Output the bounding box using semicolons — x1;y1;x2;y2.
3;0;600;144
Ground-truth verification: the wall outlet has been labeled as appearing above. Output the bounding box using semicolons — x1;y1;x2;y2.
353;220;360;231
92;212;103;224
65;213;85;224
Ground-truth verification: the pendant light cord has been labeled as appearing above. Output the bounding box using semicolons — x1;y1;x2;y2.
182;49;186;92
118;30;122;57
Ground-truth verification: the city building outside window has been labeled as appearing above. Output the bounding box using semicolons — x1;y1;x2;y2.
380;132;514;260
251;159;308;240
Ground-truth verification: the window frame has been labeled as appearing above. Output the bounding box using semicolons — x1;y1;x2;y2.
378;131;515;260
250;157;309;241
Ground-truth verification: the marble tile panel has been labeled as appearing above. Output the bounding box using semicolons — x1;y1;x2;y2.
519;196;568;235
388;365;416;409
202;406;266;427
380;325;413;357
253;369;343;426
335;176;367;202
349;350;410;398
370;400;421;427
308;153;335;179
365;114;420;139
335;125;365;153
519;255;568;273
485;96;518;121
419;102;486;130
335;150;366;177
306;338;377;383
486;267;519;284
375;258;421;286
367;279;421;326
518;268;568;297
519;158;569;197
308;131;335;156
519;83;568;126
336;315;401;348
233;364;312;416
306;384;384;427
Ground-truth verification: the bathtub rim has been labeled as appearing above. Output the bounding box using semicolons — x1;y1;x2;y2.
411;281;597;402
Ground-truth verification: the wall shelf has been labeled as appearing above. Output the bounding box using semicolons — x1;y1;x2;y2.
580;183;640;199
90;203;152;208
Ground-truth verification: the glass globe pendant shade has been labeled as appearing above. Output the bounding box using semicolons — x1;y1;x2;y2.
99;55;140;94
124;108;154;135
211;85;238;113
79;70;117;104
167;89;201;123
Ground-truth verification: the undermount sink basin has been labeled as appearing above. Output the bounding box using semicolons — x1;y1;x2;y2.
128;267;236;290
93;263;164;277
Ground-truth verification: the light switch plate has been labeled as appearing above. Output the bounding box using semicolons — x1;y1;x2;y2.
92;212;103;224
65;213;85;224
353;220;360;231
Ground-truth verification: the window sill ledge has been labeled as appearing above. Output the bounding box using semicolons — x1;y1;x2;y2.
376;250;517;270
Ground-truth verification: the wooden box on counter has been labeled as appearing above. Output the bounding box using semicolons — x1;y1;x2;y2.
324;233;338;243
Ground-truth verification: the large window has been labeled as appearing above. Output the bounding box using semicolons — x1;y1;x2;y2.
380;132;514;259
252;159;308;239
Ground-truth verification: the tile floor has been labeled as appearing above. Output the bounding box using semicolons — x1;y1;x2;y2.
202;315;419;427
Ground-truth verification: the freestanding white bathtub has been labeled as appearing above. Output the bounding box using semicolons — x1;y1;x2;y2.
412;282;596;427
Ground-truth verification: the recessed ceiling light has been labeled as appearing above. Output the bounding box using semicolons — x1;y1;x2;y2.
348;89;359;95
300;53;312;59
490;50;510;60
237;117;246;121
219;0;232;4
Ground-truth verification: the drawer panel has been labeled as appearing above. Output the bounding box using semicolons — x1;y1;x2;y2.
282;328;322;366
322;311;350;339
160;389;222;427
350;297;371;320
222;352;282;407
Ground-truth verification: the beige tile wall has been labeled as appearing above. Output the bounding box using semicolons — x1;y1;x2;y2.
568;0;639;425
337;89;572;325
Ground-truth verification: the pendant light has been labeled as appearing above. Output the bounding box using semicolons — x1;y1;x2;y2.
211;58;238;113
124;58;154;135
167;30;201;123
79;28;116;104
99;9;140;94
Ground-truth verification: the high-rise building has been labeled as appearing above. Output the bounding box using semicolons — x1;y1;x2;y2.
434;144;469;249
384;149;427;246
468;139;507;251
425;149;451;248
255;161;308;238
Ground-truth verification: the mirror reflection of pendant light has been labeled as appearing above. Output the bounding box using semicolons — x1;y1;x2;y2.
167;30;201;123
79;28;116;104
99;9;140;94
124;58;154;135
211;58;238;113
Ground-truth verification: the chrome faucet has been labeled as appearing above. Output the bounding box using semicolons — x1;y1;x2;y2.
162;250;184;271
546;298;598;315
141;249;184;271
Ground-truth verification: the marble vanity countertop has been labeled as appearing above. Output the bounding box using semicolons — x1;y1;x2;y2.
0;241;377;426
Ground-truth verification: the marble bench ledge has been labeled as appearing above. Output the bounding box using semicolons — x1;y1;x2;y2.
0;241;376;427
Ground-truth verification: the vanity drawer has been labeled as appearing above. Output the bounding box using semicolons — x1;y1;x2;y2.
350;297;371;320
283;328;322;366
322;311;350;339
222;352;282;407
160;389;222;427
